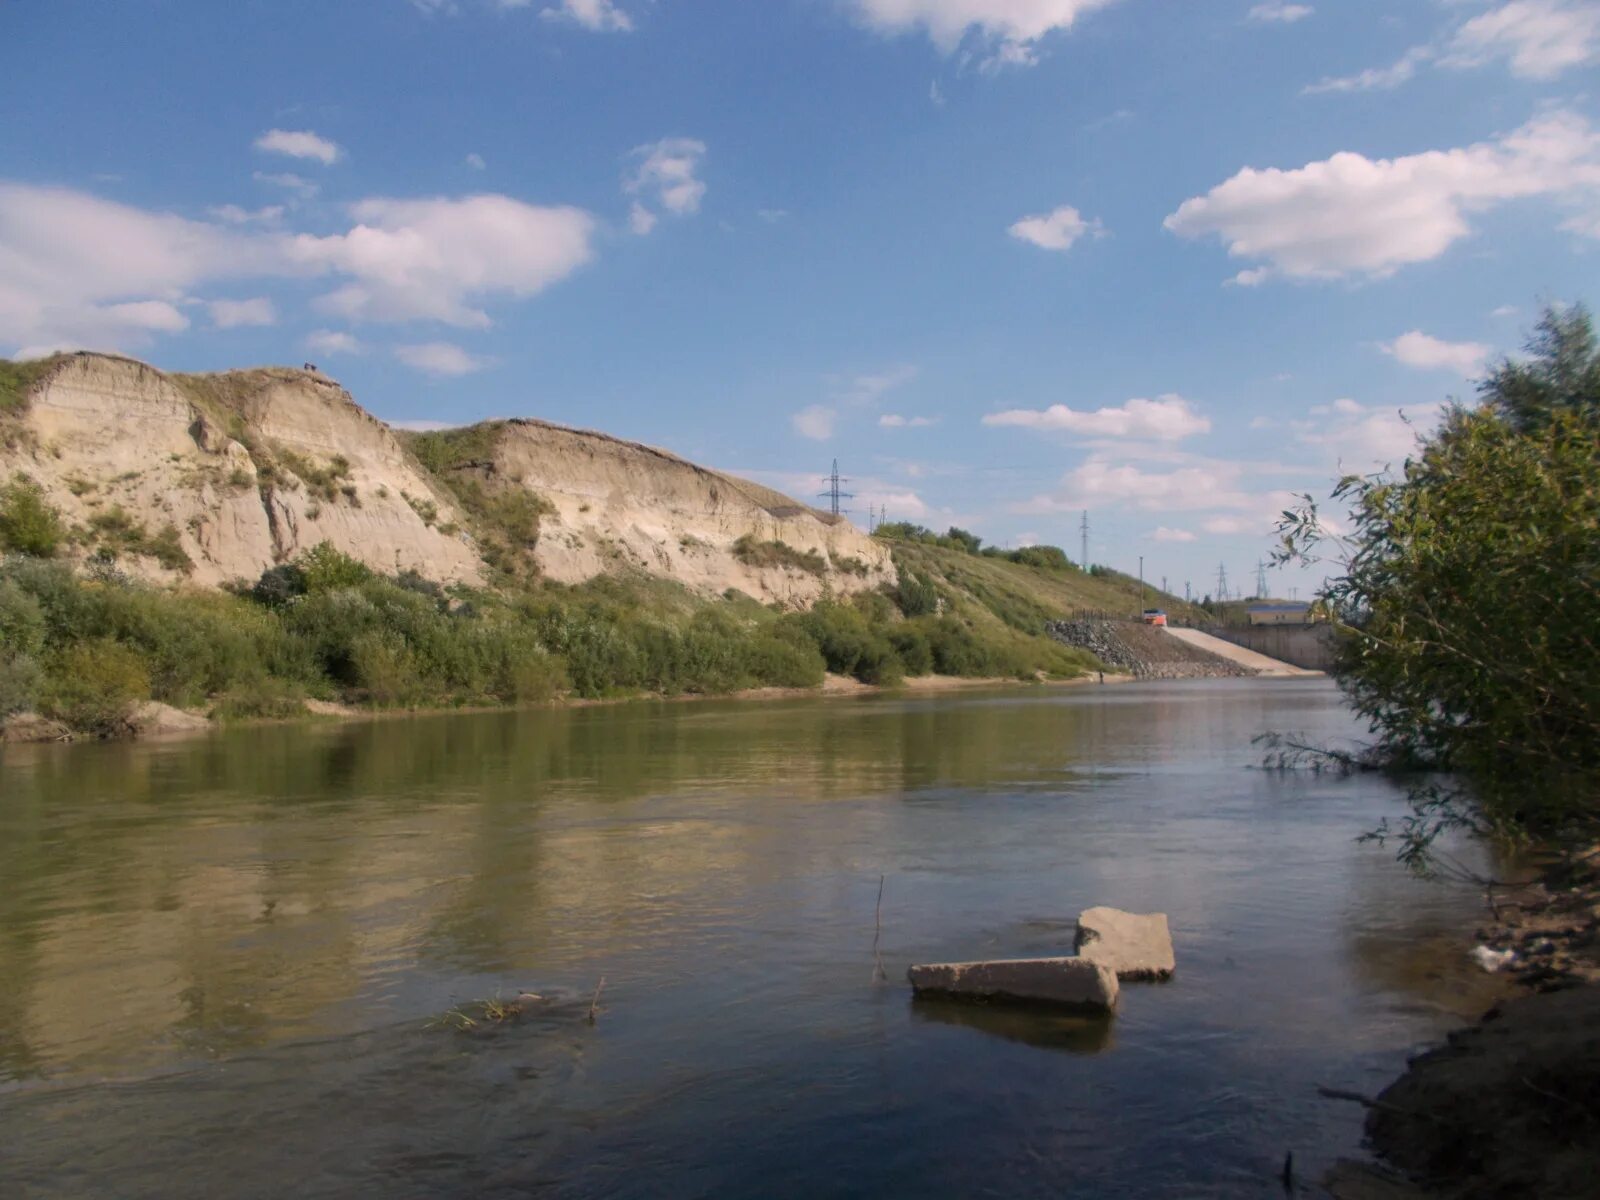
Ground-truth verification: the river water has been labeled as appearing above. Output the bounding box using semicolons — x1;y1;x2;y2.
0;679;1502;1198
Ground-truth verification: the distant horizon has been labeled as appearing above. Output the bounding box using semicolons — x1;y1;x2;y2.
4;0;1595;590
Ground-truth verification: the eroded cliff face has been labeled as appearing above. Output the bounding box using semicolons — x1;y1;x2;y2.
472;418;894;604
1;354;481;587
1;354;894;604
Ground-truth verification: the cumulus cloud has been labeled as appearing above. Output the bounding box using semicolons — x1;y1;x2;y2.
465;153;486;170
624;138;707;230
0;181;599;353
1149;526;1197;542
287;194;597;326
879;413;937;428
1008;205;1102;251
1015;456;1275;515
1292;398;1433;469
394;341;492;376
1443;0;1600;81
305;329;365;356
845;0;1122;68
209;297;277;328
1164;110;1600;283
1380;330;1491;376
792;405;837;440
254;129;344;165
536;0;634;32
0;183;273;354
983;394;1211;441
628;201;658;236
1248;2;1312;23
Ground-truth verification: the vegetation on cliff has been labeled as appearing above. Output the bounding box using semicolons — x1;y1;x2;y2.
1278;304;1600;862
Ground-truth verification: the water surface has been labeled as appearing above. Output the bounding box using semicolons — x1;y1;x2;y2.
0;679;1499;1197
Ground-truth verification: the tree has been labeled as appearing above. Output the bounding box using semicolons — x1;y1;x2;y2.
1278;304;1600;864
1479;303;1600;432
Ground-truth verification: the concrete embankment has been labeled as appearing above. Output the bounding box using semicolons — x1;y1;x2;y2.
1199;624;1337;671
1163;627;1323;676
1046;618;1253;679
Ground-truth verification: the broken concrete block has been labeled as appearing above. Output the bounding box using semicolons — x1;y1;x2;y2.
1075;907;1175;980
907;957;1119;1011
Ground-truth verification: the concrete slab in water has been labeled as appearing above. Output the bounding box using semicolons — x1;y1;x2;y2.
1076;907;1175;980
907;957;1118;1011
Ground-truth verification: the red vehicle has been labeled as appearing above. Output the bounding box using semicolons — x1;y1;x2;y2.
1141;609;1168;627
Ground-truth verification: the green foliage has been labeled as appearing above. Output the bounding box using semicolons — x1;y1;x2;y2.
298;542;373;592
1278;304;1600;860
41;639;150;736
732;533;828;575
277;449;353;501
1480;303;1600;433
891;568;940;617
0;475;66;557
83;507;193;572
0;356;63;418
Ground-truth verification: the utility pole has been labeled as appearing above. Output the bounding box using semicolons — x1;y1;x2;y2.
1139;555;1145;615
1161;575;1168;597
1185;581;1191;604
1216;562;1229;604
818;459;853;518
1256;560;1269;599
1079;510;1090;572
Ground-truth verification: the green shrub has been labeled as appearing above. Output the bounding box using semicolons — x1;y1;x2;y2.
887;625;933;676
299;542;372;593
350;629;421;706
0;475;65;557
732;534;827;575
891;569;940;617
42;639;150;735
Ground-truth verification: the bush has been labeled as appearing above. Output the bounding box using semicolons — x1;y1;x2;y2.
299;542;372;593
0;475;65;557
892;569;940;617
350;629;422;706
42;638;150;735
732;534;827;575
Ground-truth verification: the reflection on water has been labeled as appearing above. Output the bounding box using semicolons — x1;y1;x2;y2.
0;680;1502;1198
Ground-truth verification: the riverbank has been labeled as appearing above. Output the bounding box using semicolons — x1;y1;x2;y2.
1328;847;1600;1199
0;669;1143;745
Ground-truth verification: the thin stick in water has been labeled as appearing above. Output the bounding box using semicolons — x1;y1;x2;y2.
588;976;606;1024
872;874;887;983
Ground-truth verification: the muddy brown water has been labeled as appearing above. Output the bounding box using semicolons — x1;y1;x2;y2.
0;679;1504;1197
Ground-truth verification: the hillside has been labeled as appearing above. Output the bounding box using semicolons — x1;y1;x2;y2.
0;352;888;604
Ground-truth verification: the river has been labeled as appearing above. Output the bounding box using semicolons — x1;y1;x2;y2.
0;678;1501;1197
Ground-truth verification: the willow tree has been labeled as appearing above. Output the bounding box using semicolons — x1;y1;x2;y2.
1278;305;1600;863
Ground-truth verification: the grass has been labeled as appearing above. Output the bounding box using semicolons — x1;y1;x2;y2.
82;507;194;573
0;356;66;418
732;534;827;575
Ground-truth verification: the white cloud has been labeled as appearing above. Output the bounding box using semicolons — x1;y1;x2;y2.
1492;304;1519;318
394;341;492;376
1008;204;1102;251
1149;526;1197;542
846;0;1122;68
1248;2;1312;24
1443;1;1600;81
253;171;320;200
1303;45;1433;94
254;129;344;166
465;153;486;170
628;201;658;236
287;194;597;326
1016;456;1273;515
0;182;598;353
792;405;836;440
305;329;365;356
879;413;937;428
1165;110;1600;283
1380;330;1491;376
1292;398;1435;469
757;208;789;224
983;394;1211;441
0;182;273;354
537;0;634;32
209;297;277;328
625;138;707;217
834;364;918;406
209;204;285;224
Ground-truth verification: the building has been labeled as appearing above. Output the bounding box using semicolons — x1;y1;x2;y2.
1247;602;1314;626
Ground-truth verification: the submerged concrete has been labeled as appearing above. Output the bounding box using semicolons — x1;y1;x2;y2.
907;957;1119;1011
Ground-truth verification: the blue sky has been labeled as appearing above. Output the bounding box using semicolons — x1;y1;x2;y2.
4;0;1598;596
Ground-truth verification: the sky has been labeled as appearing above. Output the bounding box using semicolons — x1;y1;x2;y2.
3;0;1598;598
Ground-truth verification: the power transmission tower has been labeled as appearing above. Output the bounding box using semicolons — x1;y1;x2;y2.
1079;510;1090;572
1216;562;1229;603
1185;581;1191;603
1161;575;1168;597
1256;560;1269;599
818;459;853;517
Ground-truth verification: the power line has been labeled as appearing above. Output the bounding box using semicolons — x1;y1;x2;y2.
818;458;853;517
